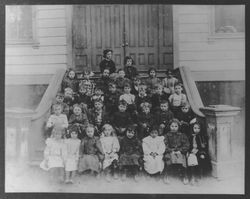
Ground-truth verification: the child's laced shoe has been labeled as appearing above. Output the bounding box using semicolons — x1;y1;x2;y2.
121;173;127;181
134;174;140;182
190;177;195;186
113;172;119;180
163;175;170;184
182;176;189;185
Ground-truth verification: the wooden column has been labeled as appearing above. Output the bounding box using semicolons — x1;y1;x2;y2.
200;105;241;179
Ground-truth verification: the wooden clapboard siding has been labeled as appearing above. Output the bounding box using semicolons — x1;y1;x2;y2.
173;5;245;80
72;4;173;72
6;5;68;76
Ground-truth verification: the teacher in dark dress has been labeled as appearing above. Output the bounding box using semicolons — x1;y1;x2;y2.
99;49;116;74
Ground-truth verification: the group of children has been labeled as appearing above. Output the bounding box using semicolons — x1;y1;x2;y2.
40;49;210;186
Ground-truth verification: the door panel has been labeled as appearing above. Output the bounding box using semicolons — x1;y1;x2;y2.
72;4;173;72
73;5;124;71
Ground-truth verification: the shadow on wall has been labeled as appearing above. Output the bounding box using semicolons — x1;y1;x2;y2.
5;85;48;110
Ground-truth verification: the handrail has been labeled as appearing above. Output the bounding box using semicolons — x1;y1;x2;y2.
31;68;66;120
179;66;205;117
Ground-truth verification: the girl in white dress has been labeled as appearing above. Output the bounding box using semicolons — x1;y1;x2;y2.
40;126;65;183
100;124;120;182
63;126;81;184
142;128;165;176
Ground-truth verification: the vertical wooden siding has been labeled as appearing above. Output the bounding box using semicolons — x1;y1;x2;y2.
174;5;245;73
6;5;68;75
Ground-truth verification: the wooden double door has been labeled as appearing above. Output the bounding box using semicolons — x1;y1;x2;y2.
72;4;173;72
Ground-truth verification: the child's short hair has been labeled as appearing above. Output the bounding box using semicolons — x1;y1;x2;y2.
140;102;152;110
149;126;159;134
124;56;135;65
94;87;103;93
108;82;117;88
73;104;82;111
174;82;183;88
132;76;141;82
160;100;169;105
64;87;73;94
147;67;157;75
56;92;64;98
166;69;174;75
138;84;147;91
85;124;96;132
94;98;104;105
103;49;113;58
68;125;80;135
169;118;181;128
181;101;190;108
125;125;137;136
124;83;131;88
118;99;127;107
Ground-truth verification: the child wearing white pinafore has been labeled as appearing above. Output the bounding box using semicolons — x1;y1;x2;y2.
63;126;81;184
142;129;165;175
100;124;120;182
40;126;65;183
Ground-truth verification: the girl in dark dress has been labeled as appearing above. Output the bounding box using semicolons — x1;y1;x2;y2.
99;49;116;74
78;125;104;176
187;121;211;185
119;125;142;181
123;56;138;80
61;68;79;93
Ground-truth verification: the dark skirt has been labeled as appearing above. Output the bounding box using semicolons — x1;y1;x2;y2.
78;154;101;173
119;153;140;166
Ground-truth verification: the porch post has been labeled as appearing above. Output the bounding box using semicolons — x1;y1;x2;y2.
200;105;241;179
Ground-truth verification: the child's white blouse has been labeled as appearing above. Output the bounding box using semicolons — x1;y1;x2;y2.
119;93;135;104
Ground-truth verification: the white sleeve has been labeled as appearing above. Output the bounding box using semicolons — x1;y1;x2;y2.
156;136;166;155
112;137;120;153
142;137;151;155
62;115;68;128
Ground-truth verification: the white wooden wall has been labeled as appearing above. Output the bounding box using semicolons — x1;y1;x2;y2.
173;5;245;81
5;5;67;78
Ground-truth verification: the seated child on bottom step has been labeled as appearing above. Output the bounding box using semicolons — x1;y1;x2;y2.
142;127;165;179
119;125;143;182
63;125;81;184
78;125;104;177
100;124;120;182
40;126;65;183
164;119;190;185
187;121;210;185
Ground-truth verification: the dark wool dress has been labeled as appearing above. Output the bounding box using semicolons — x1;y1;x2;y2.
95;76;112;94
188;133;211;172
155;110;174;129
164;131;190;167
119;136;142;166
104;91;120;115
175;110;195;136
124;65;138;80
78;136;104;173
137;112;155;139
99;59;116;74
